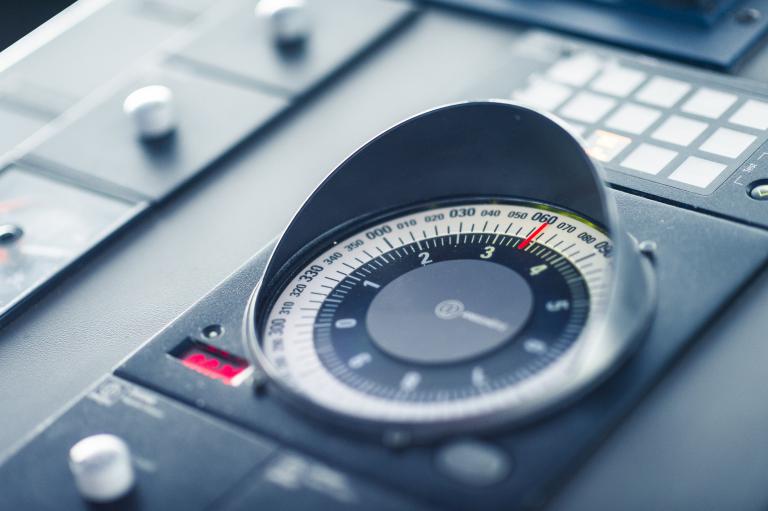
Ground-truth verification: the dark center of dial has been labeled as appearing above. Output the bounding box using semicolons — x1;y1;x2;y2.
312;234;589;399
366;259;534;364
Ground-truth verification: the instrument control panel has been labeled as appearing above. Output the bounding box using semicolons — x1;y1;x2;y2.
469;32;768;229
2;1;768;510
0;0;416;324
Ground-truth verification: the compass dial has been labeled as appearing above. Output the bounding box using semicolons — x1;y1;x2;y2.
248;101;654;435
259;201;612;424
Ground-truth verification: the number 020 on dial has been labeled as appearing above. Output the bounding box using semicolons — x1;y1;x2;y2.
261;201;612;424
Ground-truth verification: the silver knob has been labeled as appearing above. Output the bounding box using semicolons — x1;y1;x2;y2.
122;85;176;139
0;224;23;245
256;0;311;46
69;434;135;502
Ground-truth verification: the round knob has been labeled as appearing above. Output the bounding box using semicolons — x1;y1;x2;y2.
69;434;135;502
255;0;311;46
0;224;23;245
122;85;176;140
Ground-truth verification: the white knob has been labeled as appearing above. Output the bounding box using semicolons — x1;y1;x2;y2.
69;434;135;502
256;0;311;46
123;85;176;139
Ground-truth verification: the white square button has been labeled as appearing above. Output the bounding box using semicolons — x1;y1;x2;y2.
681;88;738;119
729;99;768;130
559;92;616;123
547;53;603;86
620;144;678;175
605;103;661;134
585;130;631;162
651;115;708;146
512;77;573;111
635;76;691;107
669;157;727;188
591;66;646;97
699;128;756;158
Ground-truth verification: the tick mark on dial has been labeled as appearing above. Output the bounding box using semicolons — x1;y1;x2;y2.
519;223;549;250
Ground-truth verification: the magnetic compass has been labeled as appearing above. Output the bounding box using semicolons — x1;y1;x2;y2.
246;101;655;438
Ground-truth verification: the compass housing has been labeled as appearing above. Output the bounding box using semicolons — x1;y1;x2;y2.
245;101;655;439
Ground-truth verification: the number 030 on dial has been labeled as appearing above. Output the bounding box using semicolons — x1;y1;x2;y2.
260;201;612;424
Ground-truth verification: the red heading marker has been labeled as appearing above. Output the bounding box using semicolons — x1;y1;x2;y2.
518;223;548;250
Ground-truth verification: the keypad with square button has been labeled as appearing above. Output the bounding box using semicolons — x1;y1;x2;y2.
512;50;768;194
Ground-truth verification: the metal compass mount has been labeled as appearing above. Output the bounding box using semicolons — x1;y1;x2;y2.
246;101;655;441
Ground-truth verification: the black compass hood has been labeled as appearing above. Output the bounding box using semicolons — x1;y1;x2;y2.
262;101;611;287
246;100;656;436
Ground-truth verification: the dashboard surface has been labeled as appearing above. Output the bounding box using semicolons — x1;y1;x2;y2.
2;2;768;509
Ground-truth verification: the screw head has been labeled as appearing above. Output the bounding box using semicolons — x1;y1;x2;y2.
383;430;412;450
637;240;657;260
0;224;23;245
735;7;761;24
